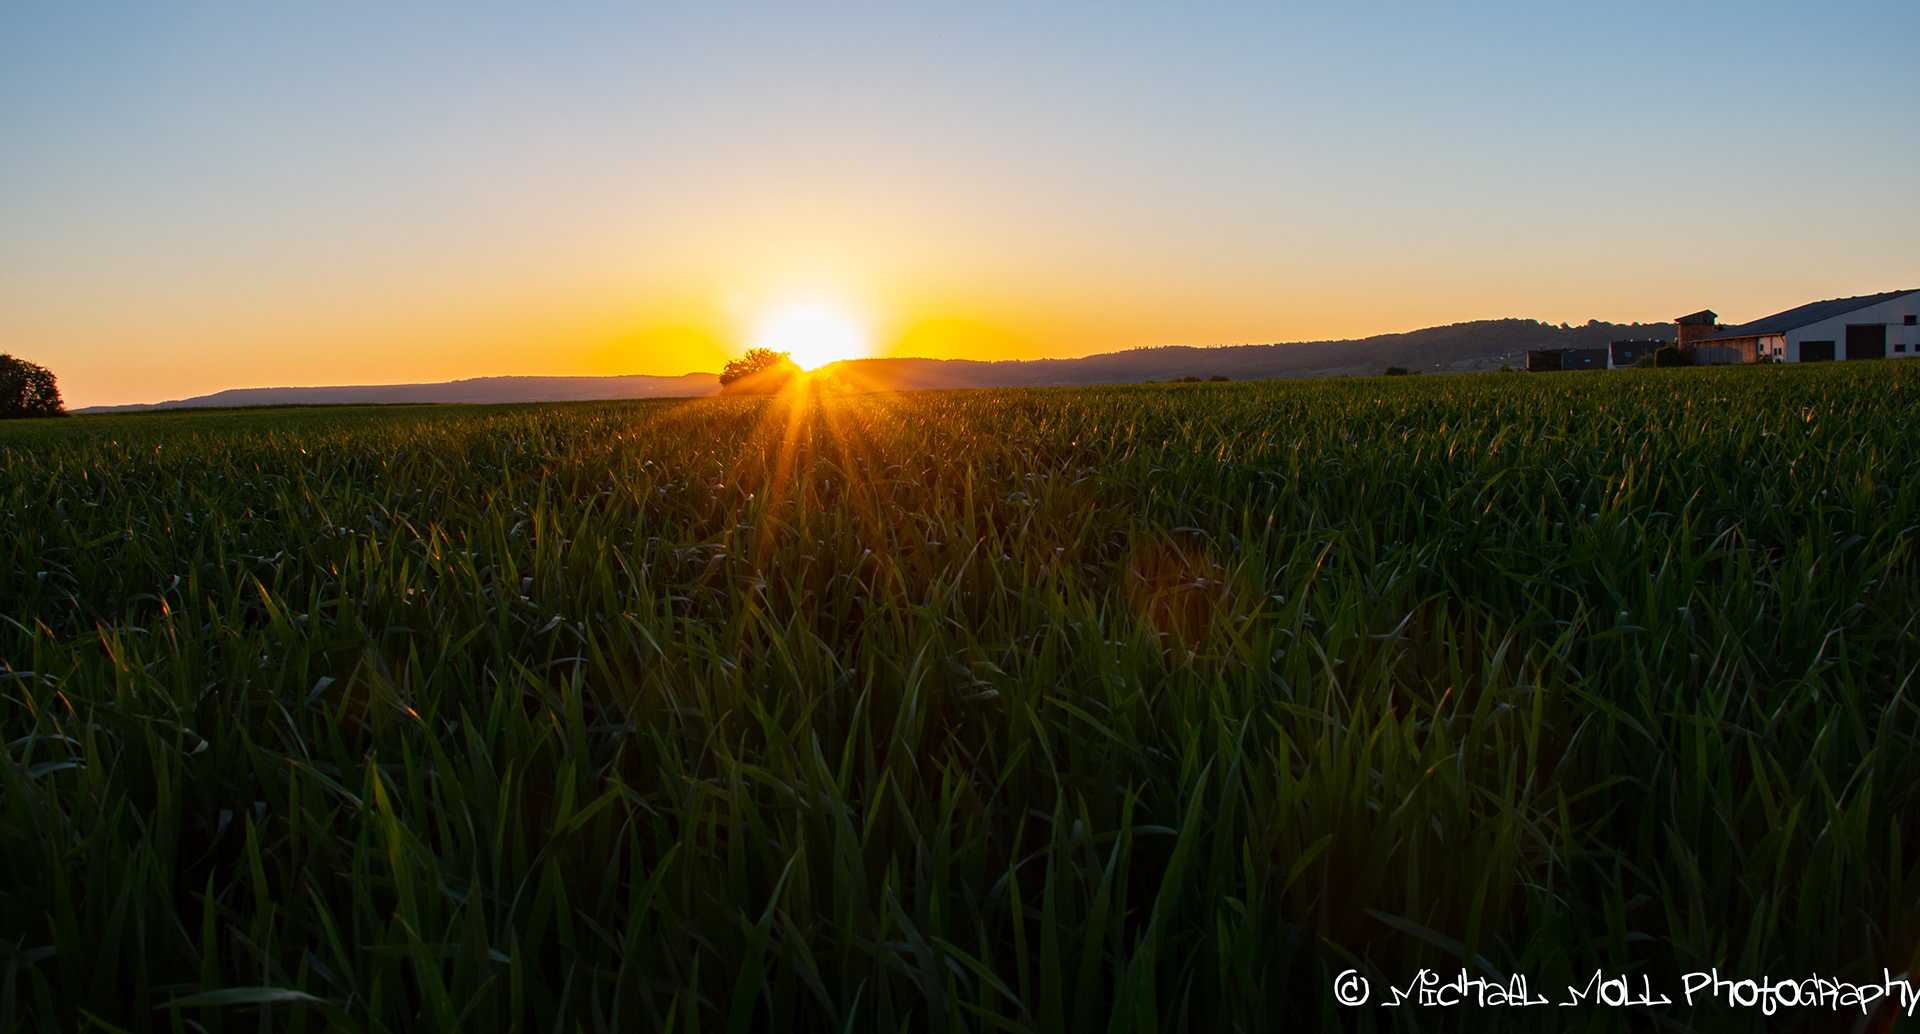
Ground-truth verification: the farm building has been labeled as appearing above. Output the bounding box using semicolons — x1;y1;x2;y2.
1676;310;1720;358
1692;290;1919;363
1672;310;1751;365
1609;340;1666;369
1564;347;1608;371
1526;347;1608;372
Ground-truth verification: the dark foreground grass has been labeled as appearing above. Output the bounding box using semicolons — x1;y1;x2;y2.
4;366;1920;1032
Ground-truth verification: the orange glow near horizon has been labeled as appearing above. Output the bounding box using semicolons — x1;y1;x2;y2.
17;206;1913;408
18;170;1907;407
27;256;1889;409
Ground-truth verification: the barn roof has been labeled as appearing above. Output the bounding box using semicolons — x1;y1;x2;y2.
1703;290;1918;340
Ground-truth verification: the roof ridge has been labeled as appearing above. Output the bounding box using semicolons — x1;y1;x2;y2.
1703;289;1917;339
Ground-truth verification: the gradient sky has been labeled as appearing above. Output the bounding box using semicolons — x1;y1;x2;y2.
3;2;1915;407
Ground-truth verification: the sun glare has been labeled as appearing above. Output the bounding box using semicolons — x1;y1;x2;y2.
754;304;870;370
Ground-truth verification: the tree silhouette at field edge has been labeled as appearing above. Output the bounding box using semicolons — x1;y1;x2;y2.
718;348;801;395
0;354;65;418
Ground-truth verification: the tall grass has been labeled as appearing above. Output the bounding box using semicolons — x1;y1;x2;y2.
3;365;1919;1031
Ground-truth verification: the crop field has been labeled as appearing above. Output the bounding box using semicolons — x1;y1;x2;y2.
4;365;1920;1031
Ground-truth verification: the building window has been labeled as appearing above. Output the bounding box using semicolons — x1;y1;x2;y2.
1899;344;1908;353
1907;315;1918;326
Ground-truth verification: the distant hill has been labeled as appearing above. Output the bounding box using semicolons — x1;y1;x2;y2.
75;318;1674;412
76;373;721;413
824;318;1676;389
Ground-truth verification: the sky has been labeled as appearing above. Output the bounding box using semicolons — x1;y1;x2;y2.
2;2;1915;408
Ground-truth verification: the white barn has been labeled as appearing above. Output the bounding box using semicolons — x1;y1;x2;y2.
1698;290;1920;363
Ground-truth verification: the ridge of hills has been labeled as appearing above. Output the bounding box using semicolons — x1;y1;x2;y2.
75;318;1675;412
828;317;1673;389
76;372;722;413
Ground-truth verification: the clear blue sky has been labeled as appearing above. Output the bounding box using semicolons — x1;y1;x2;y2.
3;2;1915;405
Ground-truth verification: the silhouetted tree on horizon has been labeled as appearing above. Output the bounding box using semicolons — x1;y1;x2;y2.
719;348;795;386
0;354;65;418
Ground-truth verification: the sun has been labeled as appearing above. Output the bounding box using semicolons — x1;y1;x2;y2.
753;304;870;371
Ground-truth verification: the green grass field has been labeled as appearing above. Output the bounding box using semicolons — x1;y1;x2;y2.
4;366;1920;1031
